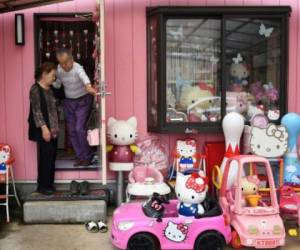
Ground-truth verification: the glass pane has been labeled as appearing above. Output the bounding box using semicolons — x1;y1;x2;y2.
225;18;282;122
149;16;159;127
166;19;221;123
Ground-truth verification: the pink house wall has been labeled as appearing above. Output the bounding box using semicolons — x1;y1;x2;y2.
0;0;299;181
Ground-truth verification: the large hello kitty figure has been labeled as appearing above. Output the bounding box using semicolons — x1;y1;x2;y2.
175;171;208;217
107;116;139;171
0;144;10;174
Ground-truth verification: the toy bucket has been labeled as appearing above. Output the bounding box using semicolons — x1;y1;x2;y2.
246;194;261;207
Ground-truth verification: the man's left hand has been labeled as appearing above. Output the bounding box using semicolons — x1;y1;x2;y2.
86;84;97;96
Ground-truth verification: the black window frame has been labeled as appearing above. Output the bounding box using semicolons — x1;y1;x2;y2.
147;6;291;134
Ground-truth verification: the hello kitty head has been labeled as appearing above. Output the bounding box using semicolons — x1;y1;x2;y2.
175;171;208;204
0;144;11;164
164;221;188;243
176;139;196;157
107;117;138;146
250;124;288;158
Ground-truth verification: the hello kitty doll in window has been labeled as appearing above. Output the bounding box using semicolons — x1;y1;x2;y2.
107;116;139;171
175;171;208;217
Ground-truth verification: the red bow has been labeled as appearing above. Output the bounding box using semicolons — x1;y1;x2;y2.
177;224;188;235
151;200;162;211
185;173;208;193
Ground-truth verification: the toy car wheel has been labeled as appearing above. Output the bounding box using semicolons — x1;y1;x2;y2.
194;231;224;250
231;230;242;249
127;233;159;250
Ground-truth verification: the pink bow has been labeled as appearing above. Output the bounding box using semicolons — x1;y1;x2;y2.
185;173;208;193
177;224;188;235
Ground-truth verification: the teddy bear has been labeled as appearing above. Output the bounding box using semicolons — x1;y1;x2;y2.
179;83;214;121
230;62;249;91
107;116;139;171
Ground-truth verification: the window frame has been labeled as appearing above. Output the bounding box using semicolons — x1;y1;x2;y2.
147;6;291;134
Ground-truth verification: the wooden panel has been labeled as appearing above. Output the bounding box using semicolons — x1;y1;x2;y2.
280;0;298;112
3;13;26;179
132;0;149;136
0;15;6;143
22;8;37;180
105;0;116;117
114;0;134;119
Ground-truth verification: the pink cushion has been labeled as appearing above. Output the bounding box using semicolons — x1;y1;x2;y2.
128;166;163;183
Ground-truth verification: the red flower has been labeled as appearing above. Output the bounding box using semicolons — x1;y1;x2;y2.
185;173;208;193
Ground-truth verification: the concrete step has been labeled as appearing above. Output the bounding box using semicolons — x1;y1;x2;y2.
23;200;106;224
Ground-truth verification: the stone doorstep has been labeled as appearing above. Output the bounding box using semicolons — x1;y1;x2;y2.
23;200;107;224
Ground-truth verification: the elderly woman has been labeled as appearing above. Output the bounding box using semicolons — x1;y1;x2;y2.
28;62;58;195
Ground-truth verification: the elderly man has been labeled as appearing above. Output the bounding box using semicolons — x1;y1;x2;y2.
54;48;97;166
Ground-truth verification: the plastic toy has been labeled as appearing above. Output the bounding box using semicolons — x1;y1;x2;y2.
217;155;285;249
107;116;139;171
281;113;300;186
107;116;139;205
241;175;260;207
175;171;208;217
229;62;249;91
126;165;171;201
111;193;232;250
168;139;206;185
220;112;244;189
226;92;248;114
279;185;300;231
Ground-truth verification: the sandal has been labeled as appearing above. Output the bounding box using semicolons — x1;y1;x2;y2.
85;221;99;233
98;221;108;233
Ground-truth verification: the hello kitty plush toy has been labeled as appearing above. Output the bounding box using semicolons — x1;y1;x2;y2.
0;144;11;174
175;171;208;217
107;116;139;171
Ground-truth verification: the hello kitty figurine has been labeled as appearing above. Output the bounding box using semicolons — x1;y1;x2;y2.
164;221;188;243
107;116;139;171
0;144;10;174
175;139;197;171
240;175;260;207
175;171;208;217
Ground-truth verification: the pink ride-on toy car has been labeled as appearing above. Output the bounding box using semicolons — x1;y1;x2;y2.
219;155;285;249
111;193;231;250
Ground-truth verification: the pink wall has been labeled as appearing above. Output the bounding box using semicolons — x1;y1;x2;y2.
0;0;299;181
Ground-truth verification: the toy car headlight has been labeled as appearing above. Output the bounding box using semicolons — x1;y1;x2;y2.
273;225;282;235
248;225;258;235
118;221;135;231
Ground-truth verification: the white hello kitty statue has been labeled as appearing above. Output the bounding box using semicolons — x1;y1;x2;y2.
107;116;139;171
175;171;208;217
107;116;139;205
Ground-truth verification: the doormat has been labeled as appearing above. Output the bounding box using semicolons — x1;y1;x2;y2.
25;189;109;202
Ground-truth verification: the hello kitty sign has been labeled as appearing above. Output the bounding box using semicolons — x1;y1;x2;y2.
164;221;188;243
250;115;288;158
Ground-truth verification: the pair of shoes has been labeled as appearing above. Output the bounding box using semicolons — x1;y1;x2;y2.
85;221;108;233
70;180;89;196
73;159;92;167
36;189;54;196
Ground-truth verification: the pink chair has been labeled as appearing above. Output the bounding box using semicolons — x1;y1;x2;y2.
126;166;170;201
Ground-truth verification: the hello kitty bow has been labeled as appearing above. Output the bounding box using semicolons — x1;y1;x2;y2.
266;124;288;142
177;224;188;235
185;172;208;193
